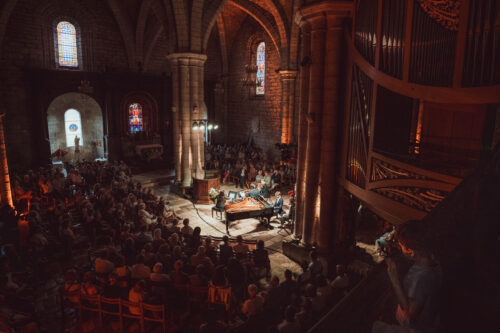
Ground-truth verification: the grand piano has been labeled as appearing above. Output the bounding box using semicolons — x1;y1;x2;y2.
224;196;274;233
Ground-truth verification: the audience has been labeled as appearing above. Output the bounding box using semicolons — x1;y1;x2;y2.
0;159;355;333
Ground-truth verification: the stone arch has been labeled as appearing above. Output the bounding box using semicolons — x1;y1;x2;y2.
226;0;281;58
47;93;105;161
107;0;136;69
0;0;19;58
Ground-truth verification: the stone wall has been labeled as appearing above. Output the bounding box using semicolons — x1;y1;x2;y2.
226;17;281;161
47;92;105;162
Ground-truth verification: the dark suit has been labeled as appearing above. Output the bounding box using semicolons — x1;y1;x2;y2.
273;197;283;214
238;168;248;188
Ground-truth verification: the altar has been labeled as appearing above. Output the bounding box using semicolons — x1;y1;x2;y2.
135;144;163;161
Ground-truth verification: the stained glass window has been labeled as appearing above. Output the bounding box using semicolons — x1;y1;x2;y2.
256;42;265;95
129;103;144;133
56;21;78;67
65;109;83;147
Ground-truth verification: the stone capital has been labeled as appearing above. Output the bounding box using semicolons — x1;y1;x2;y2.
167;53;207;65
279;70;298;81
295;1;353;27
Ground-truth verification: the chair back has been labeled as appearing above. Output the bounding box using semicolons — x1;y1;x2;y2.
208;285;231;310
121;300;143;317
142;303;165;322
100;297;122;315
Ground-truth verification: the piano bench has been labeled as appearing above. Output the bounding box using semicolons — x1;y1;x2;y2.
212;207;224;220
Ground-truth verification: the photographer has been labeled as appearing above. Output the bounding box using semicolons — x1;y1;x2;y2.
373;220;442;333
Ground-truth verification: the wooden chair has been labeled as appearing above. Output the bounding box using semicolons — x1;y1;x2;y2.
79;294;102;329
142;303;166;333
100;297;123;332
121;300;144;333
189;285;209;306
208;286;232;311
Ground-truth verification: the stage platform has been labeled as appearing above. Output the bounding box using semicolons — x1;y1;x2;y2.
132;170;301;280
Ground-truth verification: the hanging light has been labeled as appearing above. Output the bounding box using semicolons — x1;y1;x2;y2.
214;124;219;130
207;124;213;130
199;122;205;131
192;121;199;131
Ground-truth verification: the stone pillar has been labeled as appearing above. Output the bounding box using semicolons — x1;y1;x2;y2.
167;53;207;187
279;70;298;144
0;114;13;207
170;59;182;183
294;22;311;239
295;2;352;251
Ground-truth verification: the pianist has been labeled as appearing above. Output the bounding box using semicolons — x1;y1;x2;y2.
215;191;226;209
273;191;284;215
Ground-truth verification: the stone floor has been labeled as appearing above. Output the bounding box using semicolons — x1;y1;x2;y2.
133;170;302;281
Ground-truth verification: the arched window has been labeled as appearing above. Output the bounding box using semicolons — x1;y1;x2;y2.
56;21;79;67
129;103;144;133
64;109;83;147
256;42;265;95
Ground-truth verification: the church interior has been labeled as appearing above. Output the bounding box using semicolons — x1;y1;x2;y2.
0;0;499;332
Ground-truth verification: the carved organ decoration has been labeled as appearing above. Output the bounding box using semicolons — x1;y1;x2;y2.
416;0;461;31
370;157;460;212
374;186;447;212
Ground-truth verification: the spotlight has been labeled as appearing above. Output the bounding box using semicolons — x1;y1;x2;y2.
192;122;199;131
199;123;205;130
214;125;219;130
207;124;213;130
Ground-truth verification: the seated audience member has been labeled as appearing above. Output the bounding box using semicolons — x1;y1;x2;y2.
204;236;218;263
233;235;250;259
170;260;189;285
375;225;395;255
150;262;170;283
210;265;228;287
242;284;264;318
330;264;349;289
219;236;234;264
102;271;123;299
64;269;81;304
263;171;272;188
308;250;323;277
187;227;202;251
181;218;194;237
131;255;151;280
266;276;285;312
255;170;264;187
95;250;115;275
191;246;214;272
135;225;153;251
81;272;99;297
128;280;146;315
260;181;271;199
252;240;271;278
115;256;130;288
295;297;313;329
138;203;155;225
167;219;181;235
277;306;301;333
305;283;326;314
152;228;165;252
280;269;298;303
271;169;281;190
190;264;209;287
373;220;442;333
316;275;333;302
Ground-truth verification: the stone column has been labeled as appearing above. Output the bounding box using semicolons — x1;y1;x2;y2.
170;59;182;183
0;114;13;207
294;22;311;238
279;70;298;144
295;2;352;251
167;53;207;187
